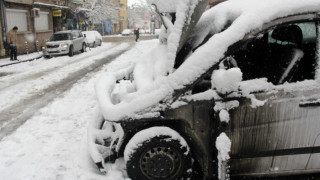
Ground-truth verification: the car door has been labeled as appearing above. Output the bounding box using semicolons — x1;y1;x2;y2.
221;18;320;177
72;32;81;51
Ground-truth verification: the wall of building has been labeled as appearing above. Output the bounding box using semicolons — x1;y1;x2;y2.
1;0;66;56
119;0;128;33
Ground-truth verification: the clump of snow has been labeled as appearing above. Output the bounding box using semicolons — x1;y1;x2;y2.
171;100;188;109
88;112;124;165
216;132;231;180
185;89;220;102
111;80;136;104
219;109;230;123
133;44;168;90
248;94;268;108
216;132;231;161
211;68;242;94
123;126;189;162
237;78;274;95
214;101;239;112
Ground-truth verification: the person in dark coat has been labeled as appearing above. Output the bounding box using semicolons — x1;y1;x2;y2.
7;26;19;61
135;28;140;42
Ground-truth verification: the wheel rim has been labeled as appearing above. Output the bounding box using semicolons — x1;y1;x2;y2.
140;146;181;179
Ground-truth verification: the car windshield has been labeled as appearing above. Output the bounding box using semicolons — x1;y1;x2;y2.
49;33;71;41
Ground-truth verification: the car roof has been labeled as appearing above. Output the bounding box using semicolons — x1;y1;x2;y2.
54;30;80;34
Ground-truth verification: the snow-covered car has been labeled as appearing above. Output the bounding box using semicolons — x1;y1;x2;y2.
82;31;102;47
43;30;86;58
89;0;320;179
121;29;132;36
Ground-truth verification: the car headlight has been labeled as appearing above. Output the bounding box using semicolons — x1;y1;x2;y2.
42;46;46;50
60;43;68;49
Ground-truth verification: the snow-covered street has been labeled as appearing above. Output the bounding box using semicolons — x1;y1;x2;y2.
0;39;158;180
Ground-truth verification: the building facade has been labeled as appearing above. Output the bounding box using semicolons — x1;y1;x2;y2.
0;0;83;57
118;0;128;33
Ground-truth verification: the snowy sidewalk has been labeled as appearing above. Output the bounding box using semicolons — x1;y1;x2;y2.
0;52;43;67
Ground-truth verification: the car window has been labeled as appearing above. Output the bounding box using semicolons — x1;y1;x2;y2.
72;32;78;39
79;32;83;37
232;21;317;85
49;33;71;41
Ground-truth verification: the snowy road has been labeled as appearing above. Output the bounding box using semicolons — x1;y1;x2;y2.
0;39;158;180
0;42;133;140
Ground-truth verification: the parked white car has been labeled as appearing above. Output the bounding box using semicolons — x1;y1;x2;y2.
82;31;102;47
43;30;86;58
121;29;132;36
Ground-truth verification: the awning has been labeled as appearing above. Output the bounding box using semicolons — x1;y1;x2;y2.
33;2;69;9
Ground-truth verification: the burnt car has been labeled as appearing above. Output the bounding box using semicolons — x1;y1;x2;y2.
88;0;320;179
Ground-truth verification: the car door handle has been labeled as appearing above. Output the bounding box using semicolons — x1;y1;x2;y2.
299;99;320;107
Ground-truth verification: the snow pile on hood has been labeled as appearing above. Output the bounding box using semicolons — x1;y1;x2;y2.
96;0;320;122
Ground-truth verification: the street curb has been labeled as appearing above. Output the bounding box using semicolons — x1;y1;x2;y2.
0;55;43;68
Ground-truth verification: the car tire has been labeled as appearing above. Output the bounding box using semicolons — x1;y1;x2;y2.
126;135;192;180
81;43;86;53
93;42;95;48
68;46;74;57
44;55;51;59
99;40;102;46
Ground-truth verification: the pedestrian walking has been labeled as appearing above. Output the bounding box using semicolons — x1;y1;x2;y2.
7;26;19;61
135;28;140;42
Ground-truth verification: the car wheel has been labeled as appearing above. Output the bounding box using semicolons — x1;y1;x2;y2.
93;42;95;48
44;55;51;59
99;40;102;46
81;43;86;53
125;135;192;180
68;46;74;57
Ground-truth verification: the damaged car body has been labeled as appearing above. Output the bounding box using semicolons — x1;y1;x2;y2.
89;0;320;179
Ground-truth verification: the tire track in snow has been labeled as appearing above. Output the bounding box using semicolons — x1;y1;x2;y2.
0;43;118;91
0;42;134;140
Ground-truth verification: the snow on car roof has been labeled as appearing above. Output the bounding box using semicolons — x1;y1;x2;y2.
96;0;320;122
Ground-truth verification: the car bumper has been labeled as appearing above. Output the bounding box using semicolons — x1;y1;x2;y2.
88;114;124;172
43;48;69;56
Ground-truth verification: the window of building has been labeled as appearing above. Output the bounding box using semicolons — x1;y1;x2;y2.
35;12;49;31
6;9;28;31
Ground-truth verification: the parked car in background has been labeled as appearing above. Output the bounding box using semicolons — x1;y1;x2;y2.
43;30;86;58
82;31;102;48
121;29;132;36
